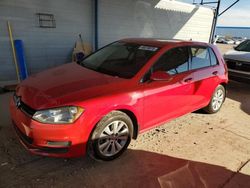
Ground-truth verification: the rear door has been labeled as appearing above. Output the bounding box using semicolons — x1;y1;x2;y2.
189;46;221;108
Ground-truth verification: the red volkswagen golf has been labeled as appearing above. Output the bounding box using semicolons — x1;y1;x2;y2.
10;39;228;160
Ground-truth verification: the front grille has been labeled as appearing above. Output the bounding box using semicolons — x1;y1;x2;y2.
13;94;36;116
226;60;250;72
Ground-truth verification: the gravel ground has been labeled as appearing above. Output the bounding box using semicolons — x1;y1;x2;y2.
0;80;249;188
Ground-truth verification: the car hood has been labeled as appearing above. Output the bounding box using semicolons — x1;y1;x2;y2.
16;63;128;109
224;50;250;62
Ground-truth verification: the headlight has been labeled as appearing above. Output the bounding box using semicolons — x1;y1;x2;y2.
33;106;84;124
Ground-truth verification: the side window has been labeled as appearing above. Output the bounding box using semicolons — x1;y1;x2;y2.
153;47;189;75
190;47;210;70
209;48;218;66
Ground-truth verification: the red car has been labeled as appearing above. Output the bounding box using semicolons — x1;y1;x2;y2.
10;38;228;160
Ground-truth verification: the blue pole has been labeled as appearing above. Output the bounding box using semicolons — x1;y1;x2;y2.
14;40;28;80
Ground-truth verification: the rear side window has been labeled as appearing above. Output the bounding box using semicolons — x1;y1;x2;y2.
209;48;218;66
190;47;210;70
153;47;189;75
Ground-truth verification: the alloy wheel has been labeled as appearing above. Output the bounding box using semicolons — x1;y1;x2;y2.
97;120;129;157
212;88;224;111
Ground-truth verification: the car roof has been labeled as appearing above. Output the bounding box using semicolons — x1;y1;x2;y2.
119;38;209;48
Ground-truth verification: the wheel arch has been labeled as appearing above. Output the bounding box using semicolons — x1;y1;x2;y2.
118;109;139;140
219;82;227;100
88;107;140;142
220;82;227;90
86;108;140;158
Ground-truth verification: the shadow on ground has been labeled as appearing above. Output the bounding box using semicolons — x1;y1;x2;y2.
227;80;250;115
1;144;250;187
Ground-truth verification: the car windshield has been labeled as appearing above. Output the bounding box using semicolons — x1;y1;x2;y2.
80;42;159;79
235;40;250;52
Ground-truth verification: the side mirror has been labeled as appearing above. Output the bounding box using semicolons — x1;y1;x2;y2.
150;71;172;81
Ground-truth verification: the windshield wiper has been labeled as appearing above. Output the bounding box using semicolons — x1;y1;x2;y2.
79;61;96;70
79;62;123;78
96;67;123;78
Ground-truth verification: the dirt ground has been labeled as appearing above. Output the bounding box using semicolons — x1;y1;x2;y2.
216;43;234;55
0;80;249;188
0;44;250;188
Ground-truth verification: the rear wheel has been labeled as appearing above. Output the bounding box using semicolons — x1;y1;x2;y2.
89;111;133;161
204;85;226;114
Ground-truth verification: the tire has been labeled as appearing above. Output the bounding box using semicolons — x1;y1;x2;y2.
89;111;133;161
204;85;226;114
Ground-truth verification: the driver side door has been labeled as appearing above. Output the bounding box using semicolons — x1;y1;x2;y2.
142;46;195;130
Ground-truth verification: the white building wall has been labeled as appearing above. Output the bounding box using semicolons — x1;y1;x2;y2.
98;0;214;47
174;6;214;42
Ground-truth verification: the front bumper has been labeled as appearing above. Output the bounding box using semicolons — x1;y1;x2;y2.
228;69;250;81
10;98;89;158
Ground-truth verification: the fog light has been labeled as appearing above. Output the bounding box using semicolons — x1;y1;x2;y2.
47;141;71;147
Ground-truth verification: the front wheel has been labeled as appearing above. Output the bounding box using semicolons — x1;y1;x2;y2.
204;85;226;114
89;111;133;161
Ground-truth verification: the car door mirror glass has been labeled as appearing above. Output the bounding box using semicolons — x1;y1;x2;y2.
150;71;172;81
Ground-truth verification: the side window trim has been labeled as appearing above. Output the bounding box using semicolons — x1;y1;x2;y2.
208;47;212;66
208;47;219;66
188;46;192;71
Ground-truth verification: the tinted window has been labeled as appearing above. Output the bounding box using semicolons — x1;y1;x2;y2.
153;47;189;75
209;48;218;66
190;47;210;70
235;40;250;52
81;42;158;79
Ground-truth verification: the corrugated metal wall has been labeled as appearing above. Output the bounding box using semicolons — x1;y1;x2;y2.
0;0;92;83
98;0;213;48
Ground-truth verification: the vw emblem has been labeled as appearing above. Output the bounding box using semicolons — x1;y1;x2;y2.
14;95;21;108
236;62;242;67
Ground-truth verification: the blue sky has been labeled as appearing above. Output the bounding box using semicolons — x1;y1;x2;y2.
179;0;250;27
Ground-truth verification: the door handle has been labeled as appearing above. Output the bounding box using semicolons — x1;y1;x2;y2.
184;77;193;83
212;71;218;75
